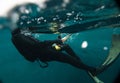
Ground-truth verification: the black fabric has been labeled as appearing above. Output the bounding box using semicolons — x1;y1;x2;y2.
43;48;96;72
12;28;62;62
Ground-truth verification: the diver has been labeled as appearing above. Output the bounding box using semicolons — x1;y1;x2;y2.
11;27;103;76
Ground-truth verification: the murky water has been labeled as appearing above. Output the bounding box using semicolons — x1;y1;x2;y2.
0;0;120;83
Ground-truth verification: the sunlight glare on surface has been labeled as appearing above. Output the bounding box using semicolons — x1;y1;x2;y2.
0;0;46;16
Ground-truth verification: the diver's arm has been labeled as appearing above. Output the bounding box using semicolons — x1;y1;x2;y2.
12;28;62;46
44;34;72;46
61;34;72;43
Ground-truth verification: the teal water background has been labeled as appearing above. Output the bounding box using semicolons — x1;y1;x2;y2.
0;0;120;83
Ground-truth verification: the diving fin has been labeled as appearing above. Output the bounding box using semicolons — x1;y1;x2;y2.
88;34;120;83
102;34;120;67
88;72;104;83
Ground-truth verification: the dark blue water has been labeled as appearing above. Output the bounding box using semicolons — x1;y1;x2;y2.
0;0;120;83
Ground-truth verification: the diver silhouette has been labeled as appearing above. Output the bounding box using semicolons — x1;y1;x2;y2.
12;28;102;75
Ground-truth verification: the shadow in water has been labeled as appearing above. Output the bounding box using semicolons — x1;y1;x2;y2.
114;72;120;83
0;80;2;83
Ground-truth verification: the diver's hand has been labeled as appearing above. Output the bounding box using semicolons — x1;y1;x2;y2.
61;34;72;43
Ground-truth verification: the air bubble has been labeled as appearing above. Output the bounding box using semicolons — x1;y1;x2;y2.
44;20;47;22
66;18;69;20
21;15;28;20
25;32;31;36
19;6;30;14
81;41;88;48
60;24;66;28
32;19;35;21
53;18;57;21
103;46;108;50
38;17;44;21
72;11;75;14
59;20;62;22
63;0;70;3
25;9;30;14
66;13;72;16
27;21;31;24
35;18;38;20
20;22;23;25
74;20;76;22
74;17;79;20
35;34;40;38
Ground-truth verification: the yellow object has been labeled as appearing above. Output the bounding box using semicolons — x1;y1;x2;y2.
55;45;61;51
52;43;61;51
